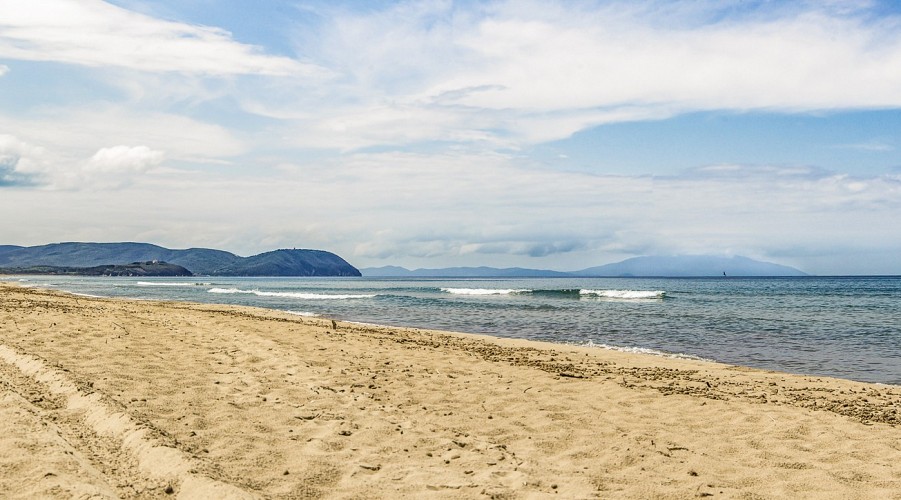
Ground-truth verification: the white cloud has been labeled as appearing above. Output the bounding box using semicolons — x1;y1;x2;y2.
7;1;900;153
0;64;8;76
836;140;895;152
0;106;246;162
267;0;901;149
83;145;163;174
66;145;165;189
0;0;317;76
0;134;166;189
0;134;45;185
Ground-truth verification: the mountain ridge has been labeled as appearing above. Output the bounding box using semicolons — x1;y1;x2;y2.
363;255;807;277
362;266;571;278
0;242;361;277
577;255;807;277
0;261;192;277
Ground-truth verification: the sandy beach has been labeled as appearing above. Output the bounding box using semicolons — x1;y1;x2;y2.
1;283;899;499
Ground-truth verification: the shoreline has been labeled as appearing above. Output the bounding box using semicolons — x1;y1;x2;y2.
13;277;898;387
2;283;900;498
3;278;723;369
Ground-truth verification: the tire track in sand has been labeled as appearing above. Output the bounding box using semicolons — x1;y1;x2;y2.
0;343;257;499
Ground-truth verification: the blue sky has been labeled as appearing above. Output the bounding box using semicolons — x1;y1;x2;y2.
1;0;900;274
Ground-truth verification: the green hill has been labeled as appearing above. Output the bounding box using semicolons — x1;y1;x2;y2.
0;261;192;277
213;249;361;277
0;245;23;256
0;243;361;277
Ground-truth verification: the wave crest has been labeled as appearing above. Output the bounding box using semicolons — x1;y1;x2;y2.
283;310;319;317
440;287;664;299
208;288;376;300
583;341;706;360
137;281;206;287
441;288;531;295
579;289;665;299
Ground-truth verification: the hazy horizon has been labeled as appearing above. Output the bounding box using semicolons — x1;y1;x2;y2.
0;242;823;276
2;1;900;275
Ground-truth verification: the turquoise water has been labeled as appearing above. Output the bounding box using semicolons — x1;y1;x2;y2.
10;275;901;385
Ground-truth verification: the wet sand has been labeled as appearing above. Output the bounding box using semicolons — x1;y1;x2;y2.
1;283;900;498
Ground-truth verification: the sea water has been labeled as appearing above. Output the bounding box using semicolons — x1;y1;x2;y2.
9;275;901;385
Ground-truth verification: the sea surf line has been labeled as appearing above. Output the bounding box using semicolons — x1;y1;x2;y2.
10;276;901;385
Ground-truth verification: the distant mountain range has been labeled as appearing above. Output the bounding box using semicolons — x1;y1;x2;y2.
363;266;572;278
0;244;806;278
577;255;807;277
363;255;808;277
0;242;361;277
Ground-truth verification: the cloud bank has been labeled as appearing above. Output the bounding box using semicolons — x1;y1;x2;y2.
4;149;898;274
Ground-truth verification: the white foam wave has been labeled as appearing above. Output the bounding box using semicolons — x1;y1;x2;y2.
283;310;319;317
441;288;531;296
208;287;375;300
579;289;665;299
345;320;390;328
583;341;708;361
137;281;204;287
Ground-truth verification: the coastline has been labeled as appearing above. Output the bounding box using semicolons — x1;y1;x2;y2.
1;283;900;498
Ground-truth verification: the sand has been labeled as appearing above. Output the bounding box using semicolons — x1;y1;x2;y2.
1;283;899;499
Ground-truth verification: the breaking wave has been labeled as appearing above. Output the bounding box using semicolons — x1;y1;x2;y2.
208;288;376;300
283;310;319;317
440;288;531;295
579;289;665;299
441;288;665;299
583;341;707;361
137;281;208;287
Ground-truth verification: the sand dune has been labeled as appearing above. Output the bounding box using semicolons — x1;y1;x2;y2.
1;283;900;498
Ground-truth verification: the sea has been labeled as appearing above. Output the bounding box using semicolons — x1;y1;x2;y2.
7;275;900;386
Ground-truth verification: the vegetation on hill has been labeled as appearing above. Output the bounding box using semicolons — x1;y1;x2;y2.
0;243;361;277
211;249;362;277
0;261;192;277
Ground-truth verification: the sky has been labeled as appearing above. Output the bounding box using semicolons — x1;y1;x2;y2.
1;0;900;275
